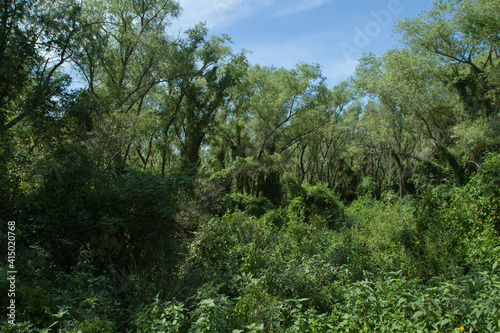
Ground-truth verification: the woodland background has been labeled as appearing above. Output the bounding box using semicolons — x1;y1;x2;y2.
1;0;499;331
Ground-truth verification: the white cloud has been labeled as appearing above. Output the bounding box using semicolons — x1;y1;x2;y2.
169;0;274;33
246;42;312;69
169;0;336;33
243;31;335;68
168;0;356;86
321;59;359;84
273;0;334;17
244;31;359;86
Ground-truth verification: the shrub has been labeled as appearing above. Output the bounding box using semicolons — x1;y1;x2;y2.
25;148;180;271
132;298;186;333
187;283;233;332
357;176;379;198
411;153;500;274
346;195;416;276
448;153;500;268
259;207;288;230
223;192;275;217
288;183;346;230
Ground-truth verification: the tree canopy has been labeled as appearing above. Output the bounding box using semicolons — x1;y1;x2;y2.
1;0;499;331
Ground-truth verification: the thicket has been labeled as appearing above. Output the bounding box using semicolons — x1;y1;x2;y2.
1;0;500;331
1;154;500;332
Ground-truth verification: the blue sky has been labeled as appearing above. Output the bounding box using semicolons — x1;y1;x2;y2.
169;0;436;86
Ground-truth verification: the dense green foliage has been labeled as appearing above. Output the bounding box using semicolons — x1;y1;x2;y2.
1;0;499;331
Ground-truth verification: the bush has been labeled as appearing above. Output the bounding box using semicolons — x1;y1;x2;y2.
10;147;500;332
259;207;288;230
448;153;500;269
25;144;102;269
328;266;500;332
24;145;180;271
223;192;275;217
288;183;346;230
357;176;379;198
346;195;416;276
132;298;186;332
411;153;500;275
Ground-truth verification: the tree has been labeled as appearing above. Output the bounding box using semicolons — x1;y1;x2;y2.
0;0;95;211
397;0;499;117
68;0;180;170
286;81;355;187
353;53;427;198
219;63;332;203
396;0;500;162
1;0;92;133
158;24;248;174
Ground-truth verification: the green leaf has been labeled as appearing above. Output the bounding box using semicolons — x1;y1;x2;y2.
438;318;451;326
412;310;426;319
